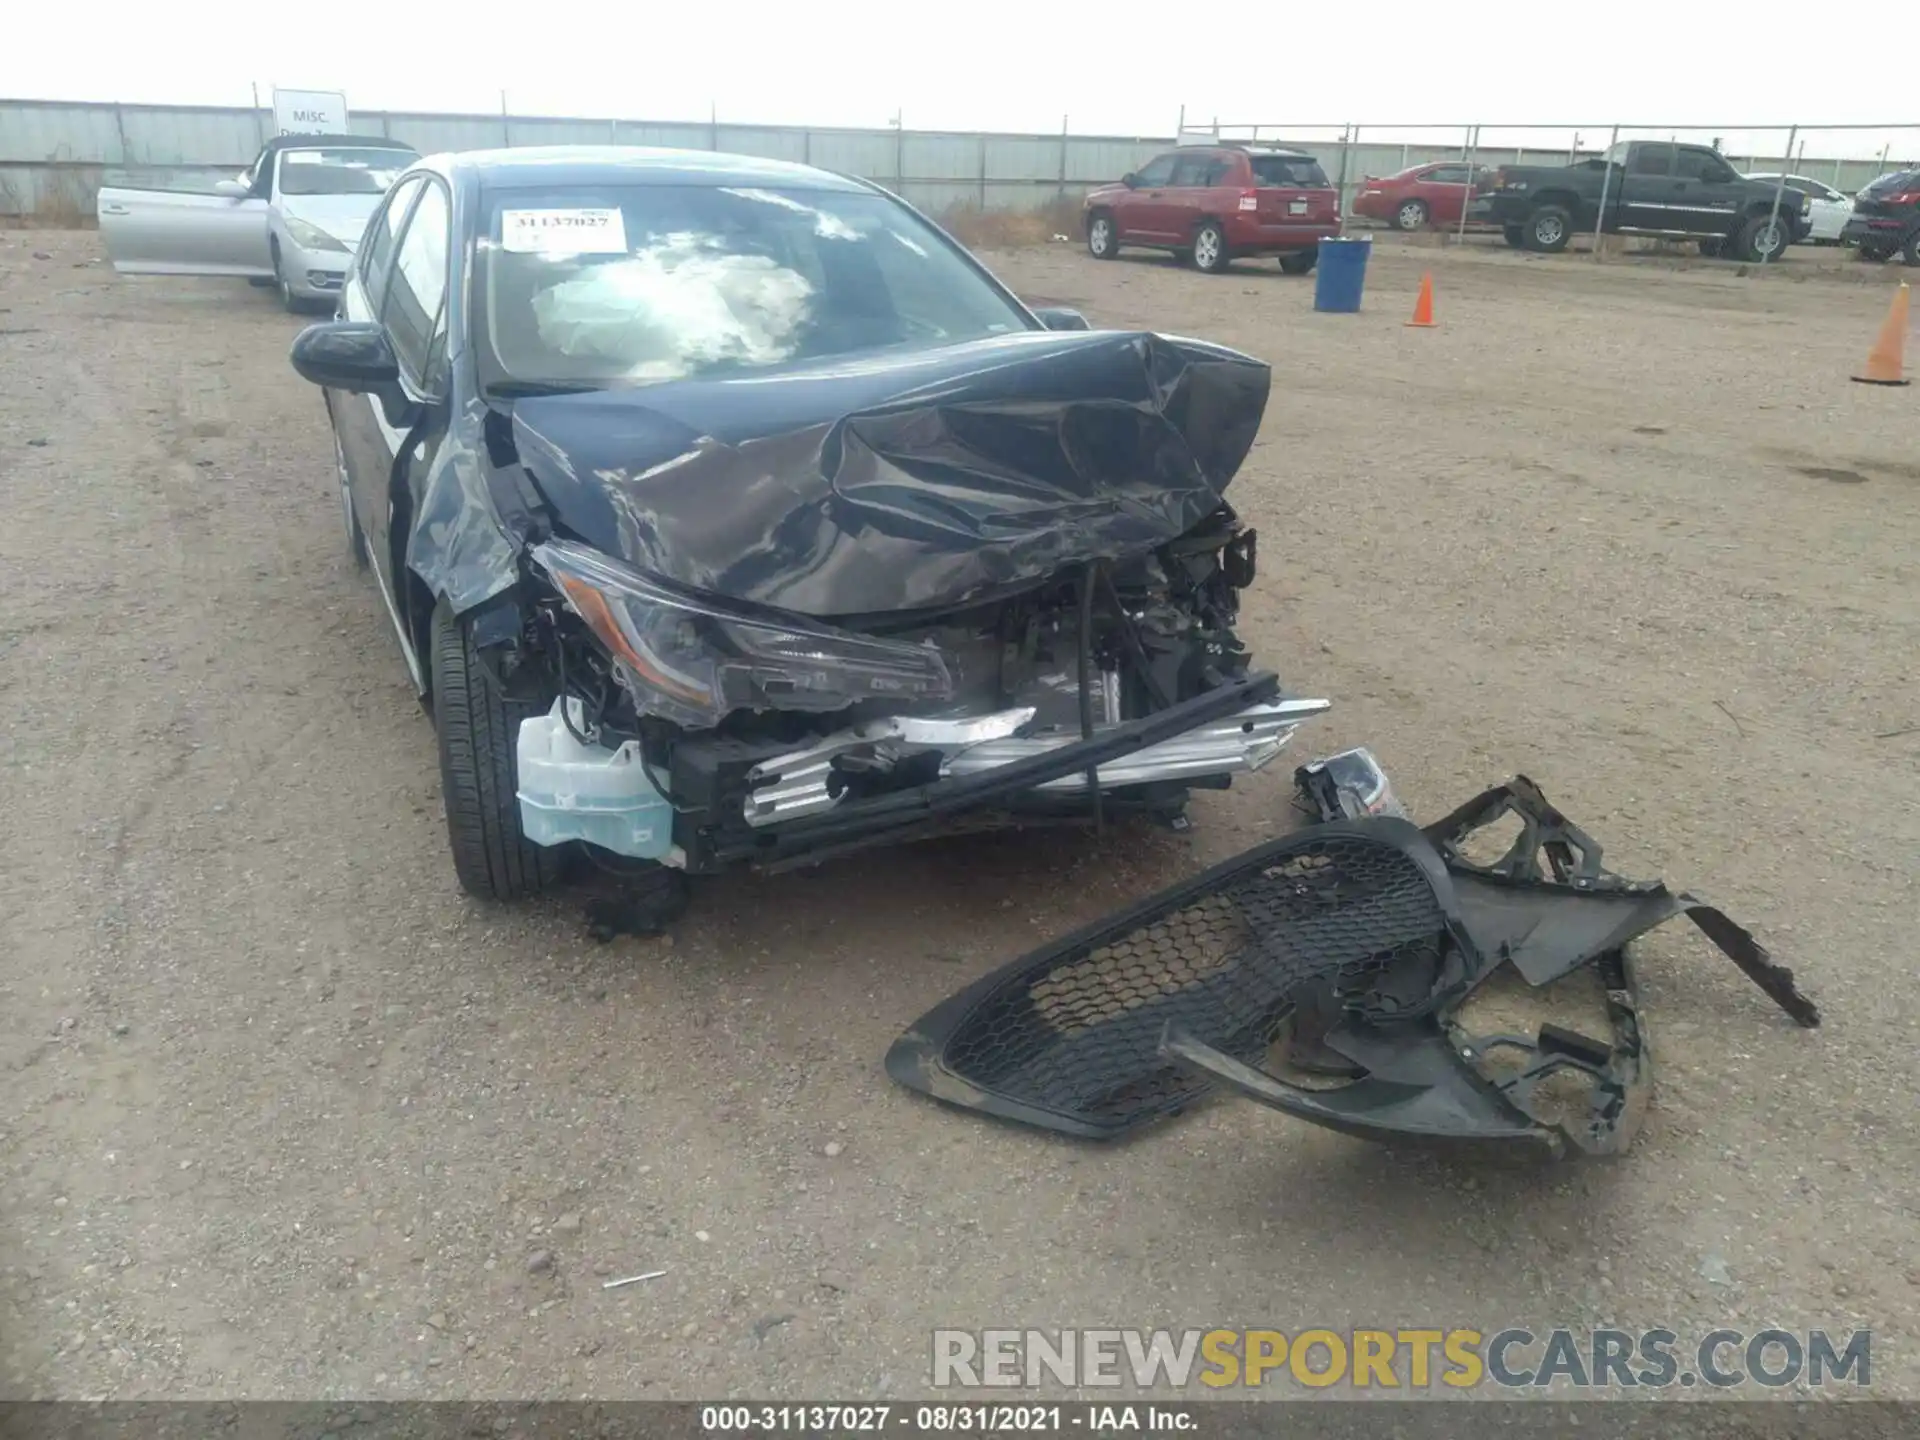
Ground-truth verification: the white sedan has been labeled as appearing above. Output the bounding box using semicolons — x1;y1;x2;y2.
96;133;418;311
1745;172;1854;244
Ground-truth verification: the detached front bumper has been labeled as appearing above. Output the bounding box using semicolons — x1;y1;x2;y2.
888;768;1819;1155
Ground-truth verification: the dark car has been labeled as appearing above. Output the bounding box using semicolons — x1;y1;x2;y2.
289;146;1327;902
1471;141;1810;261
1842;169;1920;264
1082;144;1341;274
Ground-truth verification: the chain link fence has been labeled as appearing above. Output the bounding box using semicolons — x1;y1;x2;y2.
1174;118;1920;259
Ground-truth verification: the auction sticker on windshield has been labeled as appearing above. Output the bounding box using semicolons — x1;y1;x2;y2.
501;208;629;255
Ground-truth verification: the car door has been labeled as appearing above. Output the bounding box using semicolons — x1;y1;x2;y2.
1618;143;1681;231
1167;152;1223;240
96;182;274;275
333;176;429;676
1420;163;1472;225
1671;147;1745;234
1117;154;1179;242
368;176;454;687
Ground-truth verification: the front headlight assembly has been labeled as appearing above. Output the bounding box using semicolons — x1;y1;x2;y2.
284;216;350;254
533;539;954;730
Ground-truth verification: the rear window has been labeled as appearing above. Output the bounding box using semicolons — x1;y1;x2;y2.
1871;170;1920;191
1250;155;1330;188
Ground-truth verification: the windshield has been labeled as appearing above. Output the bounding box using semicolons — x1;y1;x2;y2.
475;184;1033;391
278;148;415;196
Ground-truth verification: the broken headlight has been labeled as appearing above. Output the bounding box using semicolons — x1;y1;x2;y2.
532;539;954;730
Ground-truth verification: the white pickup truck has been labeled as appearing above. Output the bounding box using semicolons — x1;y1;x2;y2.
96;132;418;312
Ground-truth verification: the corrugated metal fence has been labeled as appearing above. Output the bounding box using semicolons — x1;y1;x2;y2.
0;97;1161;218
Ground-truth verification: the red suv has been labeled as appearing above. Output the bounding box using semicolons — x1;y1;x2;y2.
1083;145;1342;274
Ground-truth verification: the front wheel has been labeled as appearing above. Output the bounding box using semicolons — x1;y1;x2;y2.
1278;249;1317;275
1191;220;1231;274
335;431;367;570
271;242;307;314
1393;198;1429;231
1735;214;1790;263
1086;210;1119;260
431;602;566;902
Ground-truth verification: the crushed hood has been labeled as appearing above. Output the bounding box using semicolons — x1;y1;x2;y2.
508;329;1270;618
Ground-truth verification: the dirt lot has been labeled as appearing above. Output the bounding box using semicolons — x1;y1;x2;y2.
2;227;1917;1403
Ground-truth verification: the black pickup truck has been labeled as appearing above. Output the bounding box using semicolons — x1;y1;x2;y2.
1470;141;1812;261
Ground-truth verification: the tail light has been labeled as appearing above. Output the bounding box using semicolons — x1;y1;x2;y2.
1889;191;1920;206
1237;188;1258;212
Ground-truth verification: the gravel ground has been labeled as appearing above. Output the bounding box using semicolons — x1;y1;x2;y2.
1;227;1916;1402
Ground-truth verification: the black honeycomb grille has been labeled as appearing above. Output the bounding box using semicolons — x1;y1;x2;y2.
917;829;1450;1136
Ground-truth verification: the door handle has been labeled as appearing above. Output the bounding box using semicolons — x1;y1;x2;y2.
102;203;129;215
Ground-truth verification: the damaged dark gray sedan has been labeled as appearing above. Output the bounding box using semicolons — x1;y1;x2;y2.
292;147;1328;900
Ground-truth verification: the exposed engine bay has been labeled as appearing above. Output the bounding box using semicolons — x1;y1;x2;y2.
440;328;1332;876
516;504;1325;873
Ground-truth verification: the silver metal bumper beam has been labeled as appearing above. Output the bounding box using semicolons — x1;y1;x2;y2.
744;697;1330;828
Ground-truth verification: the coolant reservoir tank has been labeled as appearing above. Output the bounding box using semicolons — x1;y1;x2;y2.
515;699;675;860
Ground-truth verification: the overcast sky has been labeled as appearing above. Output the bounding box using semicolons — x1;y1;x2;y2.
3;1;1912;160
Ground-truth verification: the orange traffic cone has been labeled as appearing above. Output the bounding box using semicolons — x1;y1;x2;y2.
1407;272;1437;328
1852;281;1910;387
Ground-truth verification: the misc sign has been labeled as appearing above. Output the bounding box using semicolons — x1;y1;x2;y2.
272;88;348;136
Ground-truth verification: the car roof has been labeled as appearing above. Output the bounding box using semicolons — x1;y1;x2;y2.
439;145;873;193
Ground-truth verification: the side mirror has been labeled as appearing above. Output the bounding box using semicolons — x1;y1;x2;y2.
1121;172;1138;189
1032;306;1091;333
291;320;400;393
213;178;251;199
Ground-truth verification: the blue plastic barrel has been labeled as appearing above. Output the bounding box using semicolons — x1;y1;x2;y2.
1313;237;1372;313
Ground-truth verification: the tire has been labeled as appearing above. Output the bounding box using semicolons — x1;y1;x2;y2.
1526;205;1573;253
1393;198;1430;231
1190;220;1230;274
1698;237;1725;259
335;430;367;570
1902;230;1920;267
1278;249;1317;275
430;601;565;902
1502;224;1526;249
271;242;305;314
1734;214;1790;264
1086;210;1119;260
